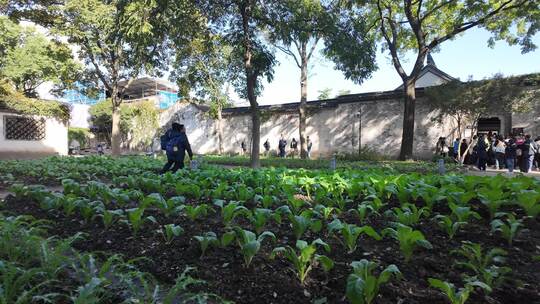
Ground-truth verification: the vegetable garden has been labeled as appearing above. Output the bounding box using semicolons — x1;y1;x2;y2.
1;156;539;303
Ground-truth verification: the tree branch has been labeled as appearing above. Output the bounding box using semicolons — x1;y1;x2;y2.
306;36;320;61
420;0;456;23
427;0;525;49
377;0;408;80
275;45;301;68
83;38;112;92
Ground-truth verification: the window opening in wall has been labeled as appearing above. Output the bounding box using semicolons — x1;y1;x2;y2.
4;116;46;140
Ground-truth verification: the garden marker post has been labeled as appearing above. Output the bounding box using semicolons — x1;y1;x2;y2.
438;159;446;175
330;153;337;170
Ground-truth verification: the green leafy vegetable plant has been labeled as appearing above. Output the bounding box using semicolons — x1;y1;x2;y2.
125;207;157;235
434;215;466;239
452;241;511;290
214;200;249;227
194;232;218;256
490;213;523;246
327;219;381;254
162;224;184;244
382;224;432;262
234;227;276;267
271;239;334;285
428;278;491;304
346;259;401;304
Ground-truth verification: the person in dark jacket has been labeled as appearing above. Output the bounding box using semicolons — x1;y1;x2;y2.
505;137;517;173
476;134;489;171
521;134;538;173
290;138;298;158
161;123;193;174
263;139;270;156
278;134;287;158
460;139;469;164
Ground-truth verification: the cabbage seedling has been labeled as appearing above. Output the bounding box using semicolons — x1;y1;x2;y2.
271;239;334;285
428;278;491;304
162;224;184;244
346;259;401;304
382;224;432;262
234;228;275;267
194;232;218;256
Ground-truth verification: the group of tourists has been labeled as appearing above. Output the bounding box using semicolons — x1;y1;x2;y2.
242;135;312;158
436;132;540;173
266;134;313;158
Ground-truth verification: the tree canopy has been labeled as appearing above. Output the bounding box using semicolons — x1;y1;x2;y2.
0;16;80;98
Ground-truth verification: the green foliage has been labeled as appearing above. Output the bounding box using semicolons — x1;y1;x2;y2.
0;80;70;122
271;239;334;285
434;215;466;239
317;88;332;100
182;204;211;221
214;200;250;227
386;203;430;226
89;99;159;148
516;190;540;217
289;212;322;240
382;224;432;262
0;16;81;98
328;219;381;254
428;278;491;304
346;259;401;304
452;241;511;290
194;232;218;256
125;207;157;235
234;227;276;267
68;127;92;148
490;213;523;246
161;224;184;245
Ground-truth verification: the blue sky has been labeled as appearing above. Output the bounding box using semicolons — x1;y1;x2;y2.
252;27;540;106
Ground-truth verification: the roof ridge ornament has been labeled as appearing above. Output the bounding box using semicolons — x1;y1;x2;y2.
426;52;436;67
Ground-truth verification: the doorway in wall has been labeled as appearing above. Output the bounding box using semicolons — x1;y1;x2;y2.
477;117;501;135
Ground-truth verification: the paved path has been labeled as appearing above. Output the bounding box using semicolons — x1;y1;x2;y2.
461;167;540;180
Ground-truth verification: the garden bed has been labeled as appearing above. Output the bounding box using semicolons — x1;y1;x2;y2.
1;160;539;303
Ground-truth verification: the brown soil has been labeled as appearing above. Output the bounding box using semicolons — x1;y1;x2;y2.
2;195;539;304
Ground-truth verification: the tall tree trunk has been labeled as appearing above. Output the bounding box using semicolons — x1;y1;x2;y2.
399;79;416;160
111;86;122;156
217;104;224;155
241;0;260;168
299;43;308;159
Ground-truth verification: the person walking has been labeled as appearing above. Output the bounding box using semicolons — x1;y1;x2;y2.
306;136;313;159
263;139;270;157
241;141;247;156
521;134;538;173
493;135;506;170
505;137;517;173
278;134;287;158
290;138;298;158
435;137;449;158
476;134;489;171
161;123;193;174
460;138;469;164
453;138;460;160
534;136;540;171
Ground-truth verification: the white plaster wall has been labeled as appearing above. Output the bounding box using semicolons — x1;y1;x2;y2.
69;104;91;128
157;93;540;160
0;112;68;158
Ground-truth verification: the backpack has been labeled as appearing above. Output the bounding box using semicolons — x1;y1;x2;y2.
160;130;171;150
166;135;182;154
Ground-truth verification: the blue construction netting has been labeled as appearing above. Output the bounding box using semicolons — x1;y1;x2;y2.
62;86;106;105
157;90;180;109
